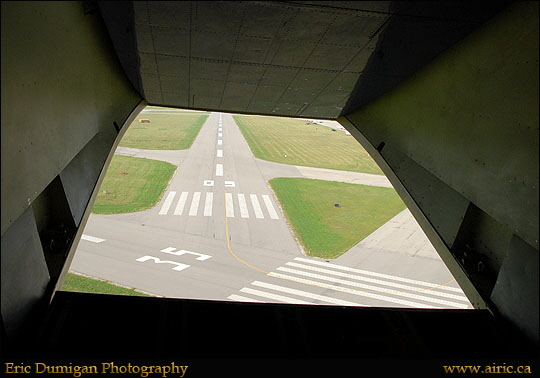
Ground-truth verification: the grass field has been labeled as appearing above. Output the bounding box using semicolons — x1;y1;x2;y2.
120;113;208;150
269;178;406;259
234;115;383;174
92;155;176;214
61;272;153;297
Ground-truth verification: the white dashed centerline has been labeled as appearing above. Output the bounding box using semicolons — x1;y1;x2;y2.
217;150;223;157
216;164;223;177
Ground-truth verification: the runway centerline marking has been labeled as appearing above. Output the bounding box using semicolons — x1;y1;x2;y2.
217;149;223;157
216;164;223;177
218;140;223;145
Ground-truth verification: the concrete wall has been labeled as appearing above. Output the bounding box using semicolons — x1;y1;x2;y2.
1;2;143;347
339;1;538;344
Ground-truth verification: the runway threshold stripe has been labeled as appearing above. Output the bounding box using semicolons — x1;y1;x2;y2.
238;194;249;218
174;191;189;215
159;191;176;215
294;257;464;294
204;192;213;216
227;294;263;303
226;193;234;218
252;281;362;307
284;262;469;302
189;192;201;216
240;287;312;305
216;164;223;177
262;195;279;219
275;267;468;309
81;234;106;243
250;194;264;219
269;272;444;309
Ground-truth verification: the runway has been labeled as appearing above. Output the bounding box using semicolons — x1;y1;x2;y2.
71;112;472;309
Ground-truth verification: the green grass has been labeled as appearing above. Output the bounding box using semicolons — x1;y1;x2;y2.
61;272;152;297
92;155;176;214
120;113;208;149
269;178;406;259
234;115;383;174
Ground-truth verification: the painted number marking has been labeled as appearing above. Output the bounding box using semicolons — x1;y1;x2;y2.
136;256;190;271
136;248;212;272
160;247;212;261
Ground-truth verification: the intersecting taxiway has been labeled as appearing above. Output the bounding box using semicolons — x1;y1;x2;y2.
71;112;472;309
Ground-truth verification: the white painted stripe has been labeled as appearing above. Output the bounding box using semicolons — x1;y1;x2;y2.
262;194;279;219
238;194;249;218
294;257;464;293
275;267;468;309
216;164;223;177
81;234;105;243
217;149;223;157
285;262;469;302
269;272;444;309
252;281;363;307
174;191;189;215
189;192;201;216
225;193;234;218
218;132;223;137
218;140;223;145
159;191;176;215
227;294;263;303
240;287;312;305
204;192;213;216
250;194;264;219
218;127;222;132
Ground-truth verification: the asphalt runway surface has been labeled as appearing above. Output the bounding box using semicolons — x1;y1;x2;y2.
71;112;472;309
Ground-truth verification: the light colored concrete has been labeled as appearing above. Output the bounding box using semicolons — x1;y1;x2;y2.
72;112;470;308
295;165;392;187
114;146;187;166
353;209;440;259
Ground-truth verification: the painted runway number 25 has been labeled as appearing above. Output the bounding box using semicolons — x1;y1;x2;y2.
136;247;212;272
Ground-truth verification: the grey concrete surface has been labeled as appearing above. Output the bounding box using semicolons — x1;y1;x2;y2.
70;113;472;309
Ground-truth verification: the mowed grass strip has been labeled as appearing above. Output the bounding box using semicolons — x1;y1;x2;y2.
120;113;208;150
269;178;406;259
61;273;153;297
234;115;383;174
92;155;176;214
